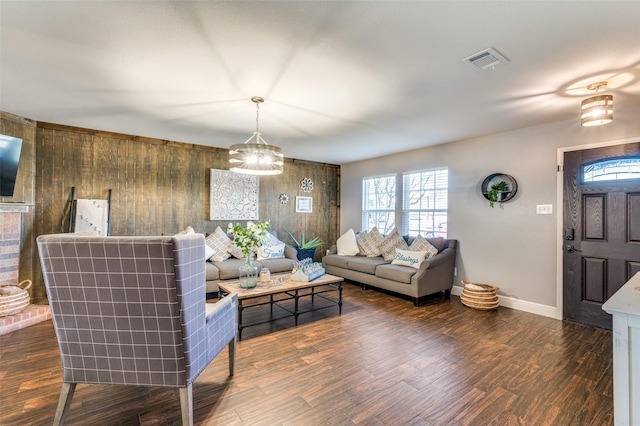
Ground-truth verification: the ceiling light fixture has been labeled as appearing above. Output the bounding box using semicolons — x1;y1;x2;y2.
229;96;284;175
581;81;613;127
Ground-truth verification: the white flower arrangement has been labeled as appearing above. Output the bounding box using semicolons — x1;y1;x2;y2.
227;220;270;257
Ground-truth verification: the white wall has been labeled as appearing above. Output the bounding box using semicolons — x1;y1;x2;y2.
341;105;640;315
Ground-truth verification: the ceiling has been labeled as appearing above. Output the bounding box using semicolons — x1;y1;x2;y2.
1;1;639;165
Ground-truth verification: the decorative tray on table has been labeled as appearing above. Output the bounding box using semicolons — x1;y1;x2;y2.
290;259;325;282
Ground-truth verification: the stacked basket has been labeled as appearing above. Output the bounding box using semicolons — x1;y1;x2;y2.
460;280;499;310
0;280;31;317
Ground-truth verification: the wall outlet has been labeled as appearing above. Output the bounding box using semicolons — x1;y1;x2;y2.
454;267;457;276
536;204;553;214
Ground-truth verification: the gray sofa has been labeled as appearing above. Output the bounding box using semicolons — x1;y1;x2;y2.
205;245;298;295
322;237;458;306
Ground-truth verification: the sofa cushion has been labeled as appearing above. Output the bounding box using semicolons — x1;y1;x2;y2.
259;257;297;273
205;262;220;281
213;258;247;280
348;256;388;275
375;263;417;284
380;227;408;261
408;235;439;258
392;248;427;269
206;227;232;262
337;228;359;256
323;254;351;269
357;227;383;257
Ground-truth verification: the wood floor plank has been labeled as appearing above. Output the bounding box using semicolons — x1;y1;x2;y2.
0;282;613;425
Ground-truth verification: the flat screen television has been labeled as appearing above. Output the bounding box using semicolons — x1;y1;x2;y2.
0;134;23;198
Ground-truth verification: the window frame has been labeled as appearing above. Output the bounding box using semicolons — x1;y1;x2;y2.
361;174;397;234
402;167;448;238
581;156;640;183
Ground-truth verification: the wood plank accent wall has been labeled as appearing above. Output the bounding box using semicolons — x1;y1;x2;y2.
33;121;340;303
0;112;37;300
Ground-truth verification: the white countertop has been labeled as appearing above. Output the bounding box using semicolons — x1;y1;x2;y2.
602;272;640;316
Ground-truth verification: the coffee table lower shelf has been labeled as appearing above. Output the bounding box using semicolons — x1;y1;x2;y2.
218;273;344;341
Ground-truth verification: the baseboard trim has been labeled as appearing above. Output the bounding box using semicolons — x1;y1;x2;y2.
451;285;559;319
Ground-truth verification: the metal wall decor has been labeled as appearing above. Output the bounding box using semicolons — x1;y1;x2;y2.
300;177;314;192
481;173;518;207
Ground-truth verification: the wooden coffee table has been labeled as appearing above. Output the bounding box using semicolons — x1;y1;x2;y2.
218;273;344;340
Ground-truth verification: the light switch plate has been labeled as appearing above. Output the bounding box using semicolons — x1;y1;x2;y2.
536;204;553;214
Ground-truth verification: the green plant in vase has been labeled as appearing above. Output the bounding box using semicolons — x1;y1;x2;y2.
488;181;509;208
227;220;270;288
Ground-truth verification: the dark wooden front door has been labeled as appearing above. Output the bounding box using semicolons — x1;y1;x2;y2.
563;142;640;329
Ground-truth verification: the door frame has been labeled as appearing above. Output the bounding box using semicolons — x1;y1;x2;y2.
555;136;640;321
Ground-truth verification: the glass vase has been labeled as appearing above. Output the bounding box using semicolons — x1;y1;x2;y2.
238;254;259;288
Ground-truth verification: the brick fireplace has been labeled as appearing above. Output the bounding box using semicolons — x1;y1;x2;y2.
0;203;50;335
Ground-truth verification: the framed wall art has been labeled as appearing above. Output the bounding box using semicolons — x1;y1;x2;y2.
296;196;312;213
210;169;259;220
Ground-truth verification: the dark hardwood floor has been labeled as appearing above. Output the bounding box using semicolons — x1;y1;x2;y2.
0;283;613;425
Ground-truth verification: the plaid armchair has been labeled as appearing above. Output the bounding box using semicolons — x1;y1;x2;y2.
37;233;238;426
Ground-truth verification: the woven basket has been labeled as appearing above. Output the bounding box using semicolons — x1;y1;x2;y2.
0;280;31;317
460;280;499;310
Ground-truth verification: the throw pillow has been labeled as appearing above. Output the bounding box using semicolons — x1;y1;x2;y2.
253;231;285;260
379;227;409;261
426;236;445;253
174;225;195;235
336;228;359;256
257;243;286;260
409;234;439;259
263;231;283;247
228;242;245;259
357;227;383;257
204;244;216;261
391;248;428;269
205;227;231;262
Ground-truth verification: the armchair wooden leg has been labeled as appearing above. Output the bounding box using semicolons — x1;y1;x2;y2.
53;382;76;426
179;385;193;426
228;334;237;376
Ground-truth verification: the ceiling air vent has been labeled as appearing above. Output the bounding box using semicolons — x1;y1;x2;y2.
463;48;509;70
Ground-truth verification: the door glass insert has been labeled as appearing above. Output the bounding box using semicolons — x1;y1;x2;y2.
582;157;640;182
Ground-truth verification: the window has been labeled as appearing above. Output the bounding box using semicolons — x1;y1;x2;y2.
362;175;396;234
582;157;640;182
402;168;448;237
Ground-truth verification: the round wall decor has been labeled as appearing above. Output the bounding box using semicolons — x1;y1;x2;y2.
300;177;314;192
481;173;518;207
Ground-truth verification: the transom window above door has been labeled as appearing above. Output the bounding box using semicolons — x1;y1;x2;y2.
582;157;640;182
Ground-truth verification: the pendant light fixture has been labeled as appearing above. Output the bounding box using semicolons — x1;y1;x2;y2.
229;96;284;175
581;81;613;127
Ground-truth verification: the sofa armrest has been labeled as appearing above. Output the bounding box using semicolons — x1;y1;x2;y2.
411;243;457;295
284;244;298;260
417;247;454;271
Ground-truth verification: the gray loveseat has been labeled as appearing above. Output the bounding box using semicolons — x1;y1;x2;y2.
322;237;457;306
205;245;298;295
